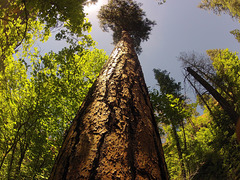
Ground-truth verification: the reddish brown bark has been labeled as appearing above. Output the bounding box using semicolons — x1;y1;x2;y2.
49;31;169;180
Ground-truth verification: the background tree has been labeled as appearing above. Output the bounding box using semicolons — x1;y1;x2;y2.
198;0;240;18
0;0;108;179
198;0;240;43
148;62;239;179
0;32;107;179
179;50;240;126
98;0;156;54
178;49;240;179
0;0;95;72
150;69;195;179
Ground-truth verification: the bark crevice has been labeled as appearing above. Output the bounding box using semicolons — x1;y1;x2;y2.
89;132;107;179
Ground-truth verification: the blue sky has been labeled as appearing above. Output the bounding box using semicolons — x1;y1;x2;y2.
44;0;239;102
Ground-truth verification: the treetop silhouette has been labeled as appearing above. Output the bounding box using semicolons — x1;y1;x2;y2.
98;0;156;54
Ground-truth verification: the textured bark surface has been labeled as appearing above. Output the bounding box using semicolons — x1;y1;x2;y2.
49;32;169;180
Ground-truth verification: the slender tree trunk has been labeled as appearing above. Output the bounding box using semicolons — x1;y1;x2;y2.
187;67;239;123
180;120;187;151
49;31;169;179
185;75;218;125
15;140;29;178
8;143;17;180
171;124;186;179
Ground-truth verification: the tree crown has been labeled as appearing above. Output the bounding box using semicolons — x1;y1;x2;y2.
153;69;182;97
98;0;156;54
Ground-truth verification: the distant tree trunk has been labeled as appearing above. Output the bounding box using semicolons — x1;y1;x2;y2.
49;31;169;179
187;67;239;124
171;124;186;179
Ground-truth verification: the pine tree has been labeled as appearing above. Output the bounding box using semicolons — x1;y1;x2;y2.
50;1;168;179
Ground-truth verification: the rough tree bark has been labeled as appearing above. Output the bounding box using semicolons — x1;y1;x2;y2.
49;31;169;179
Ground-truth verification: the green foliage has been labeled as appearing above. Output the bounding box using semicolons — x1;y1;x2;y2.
180;113;230;180
150;69;195;179
150;90;191;127
0;39;107;179
0;0;91;35
206;49;240;115
150;59;240;178
198;0;240;43
98;0;156;54
153;69;182;96
178;49;240;179
230;29;240;43
150;69;192;126
198;0;240;20
179;49;240;118
0;1;48;72
0;0;92;63
0;0;108;179
27;0;88;35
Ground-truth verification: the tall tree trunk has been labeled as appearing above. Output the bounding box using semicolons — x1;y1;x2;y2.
187;67;239;123
186;75;218;126
49;31;169;179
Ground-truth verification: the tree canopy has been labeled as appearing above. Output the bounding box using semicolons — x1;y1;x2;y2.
98;0;156;54
150;69;195;179
0;0;94;73
153;69;182;97
0;0;94;35
198;0;240;20
150;52;240;178
175;49;240;179
2;0;240;179
198;0;240;43
0;0;108;178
